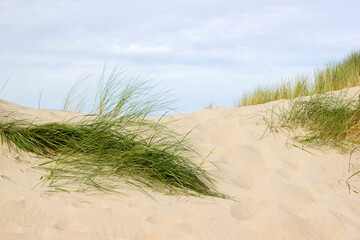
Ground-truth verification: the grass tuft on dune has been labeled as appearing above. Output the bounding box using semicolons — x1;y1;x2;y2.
265;91;360;152
0;66;226;198
239;51;360;106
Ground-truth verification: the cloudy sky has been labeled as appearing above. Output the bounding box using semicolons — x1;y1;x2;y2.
1;0;359;113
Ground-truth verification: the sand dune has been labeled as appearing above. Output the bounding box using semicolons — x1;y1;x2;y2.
1;93;360;240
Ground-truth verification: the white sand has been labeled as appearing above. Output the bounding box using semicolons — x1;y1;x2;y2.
1;90;360;240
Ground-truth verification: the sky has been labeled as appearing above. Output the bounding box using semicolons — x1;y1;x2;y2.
0;0;359;114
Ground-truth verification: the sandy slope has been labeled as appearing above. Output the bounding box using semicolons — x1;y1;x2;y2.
1;91;360;240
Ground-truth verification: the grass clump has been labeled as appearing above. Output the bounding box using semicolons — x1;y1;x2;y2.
313;51;360;94
0;66;226;198
239;75;309;106
268;91;360;151
239;51;360;106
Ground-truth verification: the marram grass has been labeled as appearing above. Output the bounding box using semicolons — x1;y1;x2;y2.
239;75;309;106
239;51;360;106
265;91;360;151
0;67;226;198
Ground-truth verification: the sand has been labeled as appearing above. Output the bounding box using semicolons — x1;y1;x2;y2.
1;90;360;240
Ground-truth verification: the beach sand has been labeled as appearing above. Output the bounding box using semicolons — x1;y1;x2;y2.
1;89;360;240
